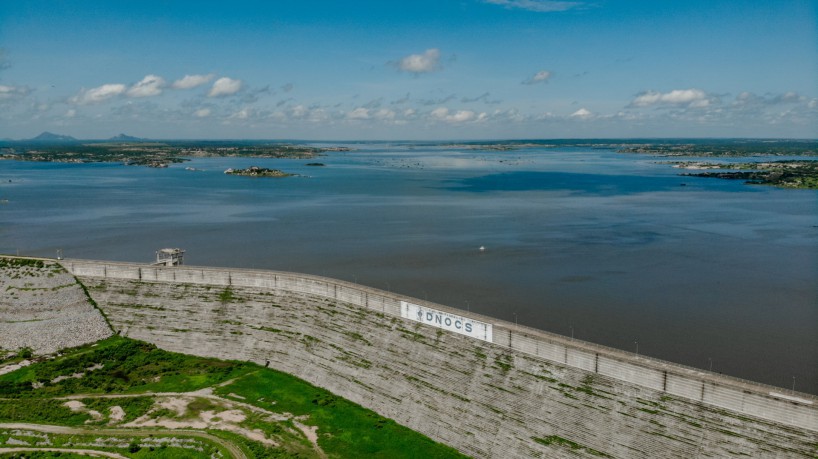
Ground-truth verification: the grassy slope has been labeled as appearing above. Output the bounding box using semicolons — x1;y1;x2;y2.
0;336;466;458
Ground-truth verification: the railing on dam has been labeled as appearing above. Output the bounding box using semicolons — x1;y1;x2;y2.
62;258;818;432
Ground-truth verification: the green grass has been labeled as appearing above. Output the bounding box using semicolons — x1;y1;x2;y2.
215;370;466;458
216;423;321;458
0;257;46;269
208;429;309;459
0;336;252;397
0;398;90;425
219;287;237;302
0;336;466;458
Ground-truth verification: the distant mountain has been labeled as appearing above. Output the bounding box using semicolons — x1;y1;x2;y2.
108;133;143;141
28;131;77;142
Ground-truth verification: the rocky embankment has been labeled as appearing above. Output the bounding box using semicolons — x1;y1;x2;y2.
0;258;112;355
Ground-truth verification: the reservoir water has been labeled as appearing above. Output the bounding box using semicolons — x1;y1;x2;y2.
2;143;816;393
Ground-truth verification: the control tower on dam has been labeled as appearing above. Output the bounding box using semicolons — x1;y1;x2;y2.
63;259;818;458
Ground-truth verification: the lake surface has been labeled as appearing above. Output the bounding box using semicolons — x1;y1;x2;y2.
2;144;816;393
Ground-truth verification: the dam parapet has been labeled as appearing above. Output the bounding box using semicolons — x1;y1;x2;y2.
63;259;818;458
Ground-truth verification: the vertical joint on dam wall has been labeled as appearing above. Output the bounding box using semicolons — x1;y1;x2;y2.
62;259;818;433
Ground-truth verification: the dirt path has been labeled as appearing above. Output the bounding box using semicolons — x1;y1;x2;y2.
0;422;247;459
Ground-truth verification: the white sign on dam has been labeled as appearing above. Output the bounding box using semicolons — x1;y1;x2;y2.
401;301;493;342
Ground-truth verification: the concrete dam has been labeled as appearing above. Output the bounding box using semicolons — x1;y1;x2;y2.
62;259;818;458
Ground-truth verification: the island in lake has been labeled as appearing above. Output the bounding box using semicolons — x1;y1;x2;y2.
3;136;817;189
224;166;294;177
612;139;818;189
0;137;351;167
672;160;818;189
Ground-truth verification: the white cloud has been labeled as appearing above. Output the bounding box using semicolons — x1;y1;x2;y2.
450;110;477;123
430;107;449;119
689;99;710;108
291;105;309;119
0;84;31;102
306;107;330;122
626;89;812;131
193;108;211;118
570;108;593;119
613;110;641;121
397;48;441;74
347;107;370;120
734;91;759;106
64;109;77;118
484;0;583;12
282;104;333;123
776;91;801;104
522;70;552;85
69;83;127;105
230;108;253;120
172;74;214;90
127;74;165;98
373;109;396;120
430;107;479;123
208;77;242;97
494;108;527;122
630;89;709;107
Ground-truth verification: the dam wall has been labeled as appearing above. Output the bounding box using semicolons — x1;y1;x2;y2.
65;259;818;458
0;258;112;355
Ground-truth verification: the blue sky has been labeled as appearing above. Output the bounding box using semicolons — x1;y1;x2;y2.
1;0;816;139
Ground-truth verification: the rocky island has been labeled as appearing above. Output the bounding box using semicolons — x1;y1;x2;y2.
224;166;294;177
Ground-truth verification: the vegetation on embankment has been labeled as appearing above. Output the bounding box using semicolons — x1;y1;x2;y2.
0;336;465;459
0;337;247;398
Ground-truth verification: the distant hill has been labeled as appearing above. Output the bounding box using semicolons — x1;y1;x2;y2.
108;133;143;141
28;131;77;142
